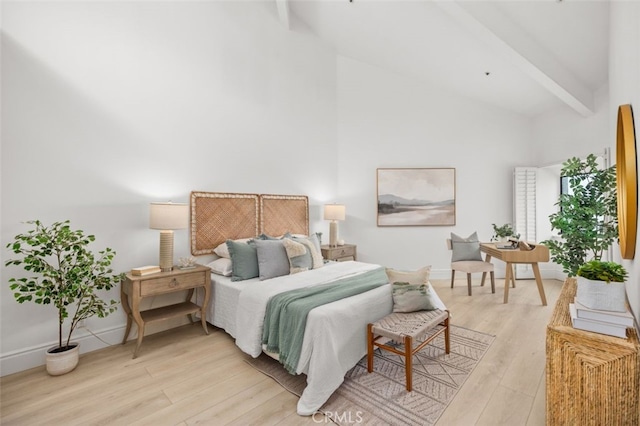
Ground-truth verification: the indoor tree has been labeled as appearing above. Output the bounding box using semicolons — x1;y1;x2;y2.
542;154;618;276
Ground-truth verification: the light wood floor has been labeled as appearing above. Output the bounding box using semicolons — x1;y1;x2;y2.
0;277;563;425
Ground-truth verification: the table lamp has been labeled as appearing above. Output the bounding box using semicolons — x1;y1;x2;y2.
324;204;345;247
150;202;189;272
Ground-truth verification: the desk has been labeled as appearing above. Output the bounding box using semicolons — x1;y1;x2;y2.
480;243;549;305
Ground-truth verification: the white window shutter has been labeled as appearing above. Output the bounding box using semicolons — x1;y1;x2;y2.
514;167;537;278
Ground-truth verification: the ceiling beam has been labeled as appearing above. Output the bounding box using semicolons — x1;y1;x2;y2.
436;2;594;116
276;0;290;30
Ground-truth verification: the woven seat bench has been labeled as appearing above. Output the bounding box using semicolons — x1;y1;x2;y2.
367;309;450;391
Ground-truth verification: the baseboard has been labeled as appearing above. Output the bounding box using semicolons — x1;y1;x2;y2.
430;267;565;281
0;325;126;377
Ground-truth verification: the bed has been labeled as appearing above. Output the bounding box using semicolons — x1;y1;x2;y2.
190;191;445;415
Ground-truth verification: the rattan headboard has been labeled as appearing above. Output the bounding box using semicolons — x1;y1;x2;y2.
190;191;309;255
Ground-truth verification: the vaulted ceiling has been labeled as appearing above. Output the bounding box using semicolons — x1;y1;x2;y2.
277;0;609;118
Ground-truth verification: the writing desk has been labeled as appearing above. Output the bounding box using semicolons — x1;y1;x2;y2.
480;243;549;305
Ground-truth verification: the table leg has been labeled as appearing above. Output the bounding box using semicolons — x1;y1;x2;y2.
531;263;547;306
503;262;513;304
200;284;210;335
120;285;132;344
131;295;144;359
481;254;492;287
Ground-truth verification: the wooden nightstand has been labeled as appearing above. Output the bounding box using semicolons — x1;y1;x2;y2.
321;244;357;262
120;264;211;358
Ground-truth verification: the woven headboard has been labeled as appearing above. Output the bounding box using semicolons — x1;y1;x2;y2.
190;191;309;255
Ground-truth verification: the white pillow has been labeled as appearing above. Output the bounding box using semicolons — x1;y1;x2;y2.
213;238;251;259
207;258;232;276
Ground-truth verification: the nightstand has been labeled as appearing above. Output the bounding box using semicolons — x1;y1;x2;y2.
321;244;357;262
120;264;211;358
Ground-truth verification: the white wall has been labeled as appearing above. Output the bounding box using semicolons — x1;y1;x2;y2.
1;1;337;375
609;1;640;319
335;56;534;277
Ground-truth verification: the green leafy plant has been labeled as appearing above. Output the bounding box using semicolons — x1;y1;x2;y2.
577;260;628;283
491;223;520;241
5;220;121;352
542;154;618;276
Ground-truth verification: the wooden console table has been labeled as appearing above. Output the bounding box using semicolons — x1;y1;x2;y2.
480;242;549;305
546;278;639;425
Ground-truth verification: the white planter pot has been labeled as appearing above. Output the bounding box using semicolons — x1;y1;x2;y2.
46;342;79;376
576;277;627;312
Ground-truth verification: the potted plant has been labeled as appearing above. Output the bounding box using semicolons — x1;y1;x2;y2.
542;154;618;276
491;223;520;242
576;260;628;312
5;220;121;375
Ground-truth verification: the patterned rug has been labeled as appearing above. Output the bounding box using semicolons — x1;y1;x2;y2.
245;325;495;425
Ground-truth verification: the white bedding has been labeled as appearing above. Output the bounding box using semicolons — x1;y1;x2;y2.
202;261;446;416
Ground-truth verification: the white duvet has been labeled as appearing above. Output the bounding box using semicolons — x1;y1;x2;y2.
205;261;445;416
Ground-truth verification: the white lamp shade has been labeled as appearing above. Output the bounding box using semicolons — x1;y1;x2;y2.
324;204;346;221
149;202;189;230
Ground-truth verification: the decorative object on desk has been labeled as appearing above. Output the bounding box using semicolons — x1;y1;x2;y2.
616;104;637;260
178;256;197;269
324;203;345;247
337;239;345;246
575;260;628;312
377;168;455;226
490;223;520;242
150;201;189;272
131;265;161;276
5;220;120;375
541;154;618;276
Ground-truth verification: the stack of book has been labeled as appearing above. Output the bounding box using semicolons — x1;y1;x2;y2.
131;265;161;276
569;298;634;338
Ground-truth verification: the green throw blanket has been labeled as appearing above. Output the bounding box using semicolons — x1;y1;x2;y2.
262;266;389;374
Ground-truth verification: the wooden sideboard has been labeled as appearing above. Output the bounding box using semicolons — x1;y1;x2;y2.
546;278;640;425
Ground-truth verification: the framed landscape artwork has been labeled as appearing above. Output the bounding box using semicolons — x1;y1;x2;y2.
377;168;456;226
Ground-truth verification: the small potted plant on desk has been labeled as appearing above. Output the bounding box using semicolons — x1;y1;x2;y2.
491;223;520;242
576;260;629;312
5;220;121;375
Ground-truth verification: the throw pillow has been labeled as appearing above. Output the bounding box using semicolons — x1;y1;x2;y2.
392;282;439;313
214;237;252;259
450;232;483;262
293;234;323;269
207;258;232;277
386;265;431;285
226;239;259;281
385;266;436;313
253;239;290;280
282;238;313;274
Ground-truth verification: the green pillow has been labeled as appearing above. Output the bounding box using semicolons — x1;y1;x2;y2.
226;239;259;281
392;282;438;313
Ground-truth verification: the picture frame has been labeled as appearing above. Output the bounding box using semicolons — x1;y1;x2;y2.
377;168;456;226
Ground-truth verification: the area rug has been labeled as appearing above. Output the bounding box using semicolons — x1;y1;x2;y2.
245;325;495;426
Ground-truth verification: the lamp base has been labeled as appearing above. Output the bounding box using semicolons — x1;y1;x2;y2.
329;221;339;247
159;230;174;272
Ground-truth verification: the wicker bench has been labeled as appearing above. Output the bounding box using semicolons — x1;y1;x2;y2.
367;309;450;391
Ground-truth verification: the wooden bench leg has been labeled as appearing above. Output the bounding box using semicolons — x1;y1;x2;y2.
451;270;455;288
405;335;413;392
467;273;472;296
490;271;495;294
367;324;374;373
